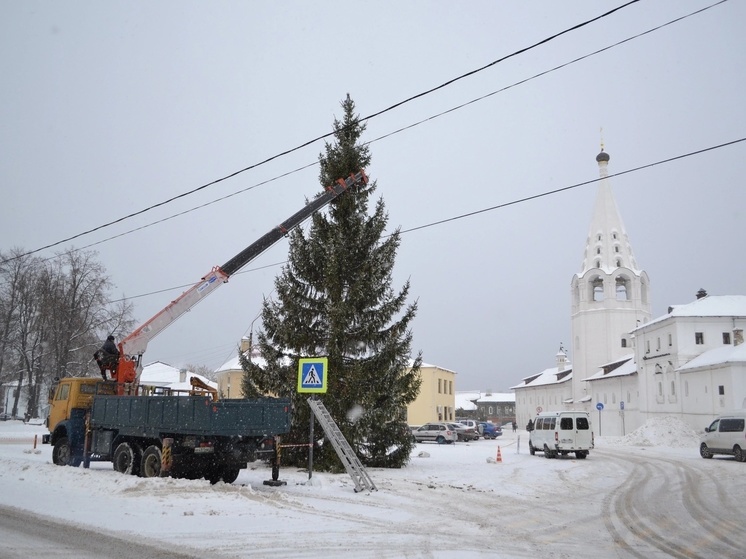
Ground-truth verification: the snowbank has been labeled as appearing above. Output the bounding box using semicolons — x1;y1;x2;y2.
610;415;700;448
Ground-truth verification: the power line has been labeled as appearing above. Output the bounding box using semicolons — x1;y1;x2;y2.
7;0;642;262
400;137;745;235
116;136;746;302
28;0;729;263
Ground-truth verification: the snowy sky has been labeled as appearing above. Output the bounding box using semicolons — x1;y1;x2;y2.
1;1;745;391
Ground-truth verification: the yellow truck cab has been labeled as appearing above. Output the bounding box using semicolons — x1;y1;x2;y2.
45;377;114;466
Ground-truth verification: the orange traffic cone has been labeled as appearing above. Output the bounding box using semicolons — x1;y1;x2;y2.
496;446;503;463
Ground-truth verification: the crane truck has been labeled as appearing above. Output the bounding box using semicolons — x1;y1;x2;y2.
44;170;368;484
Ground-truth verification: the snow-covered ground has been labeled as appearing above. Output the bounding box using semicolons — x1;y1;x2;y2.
1;417;744;558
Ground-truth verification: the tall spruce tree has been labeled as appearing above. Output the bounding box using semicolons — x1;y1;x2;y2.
241;95;421;470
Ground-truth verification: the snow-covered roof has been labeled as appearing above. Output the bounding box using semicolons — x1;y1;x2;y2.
585;355;636;382
476;392;515;403
510;365;572;390
409;359;456;374
677;343;746;372
140;361;216;389
216;349;269;373
636;295;746;330
455;391;515;410
455;392;479;411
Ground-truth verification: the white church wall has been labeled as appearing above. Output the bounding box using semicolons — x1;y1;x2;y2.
586;374;642;436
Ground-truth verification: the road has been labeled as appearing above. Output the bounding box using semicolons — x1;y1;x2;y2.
0;505;207;559
597;448;745;558
1;432;744;558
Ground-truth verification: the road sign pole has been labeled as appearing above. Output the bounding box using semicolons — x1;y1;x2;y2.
308;396;315;481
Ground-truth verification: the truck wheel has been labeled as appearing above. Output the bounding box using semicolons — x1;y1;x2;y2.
436;435;445;445
699;443;713;459
209;467;240;485
140;445;162;478
575;451;587;459
52;437;72;466
543;445;554;459
221;468;240;484
113;442;141;475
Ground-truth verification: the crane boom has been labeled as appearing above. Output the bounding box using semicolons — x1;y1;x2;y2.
111;170;368;385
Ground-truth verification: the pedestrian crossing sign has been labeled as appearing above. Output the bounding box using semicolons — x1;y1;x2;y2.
298;357;328;393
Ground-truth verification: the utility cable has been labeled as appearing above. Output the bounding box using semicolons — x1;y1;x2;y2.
112;136;746;303
6;0;643;261
32;0;729;262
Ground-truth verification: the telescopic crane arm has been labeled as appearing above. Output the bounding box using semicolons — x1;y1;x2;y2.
112;170;368;385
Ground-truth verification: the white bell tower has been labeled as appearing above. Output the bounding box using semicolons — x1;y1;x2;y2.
570;149;652;403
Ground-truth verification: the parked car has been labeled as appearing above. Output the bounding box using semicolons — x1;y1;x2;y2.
700;411;746;461
447;422;479;441
479;422;502;439
412;423;458;444
0;412;11;421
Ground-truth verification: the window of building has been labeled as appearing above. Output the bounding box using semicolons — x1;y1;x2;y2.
614;246;619;253
621;338;627;348
656;337;661;350
671;381;676;396
438;379;442;393
489;406;493;415
723;332;731;344
668;333;672;346
596;247;601;255
658;382;663;397
646;340;650;354
695;332;704;345
719;385;725;396
685;381;689;397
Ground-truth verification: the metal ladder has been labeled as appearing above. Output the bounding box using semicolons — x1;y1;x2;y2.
307;397;377;493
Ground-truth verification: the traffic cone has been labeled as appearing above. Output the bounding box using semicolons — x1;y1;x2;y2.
496;446;503;463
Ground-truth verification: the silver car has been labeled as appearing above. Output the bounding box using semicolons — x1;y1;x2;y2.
412;423;458;444
446;422;479;441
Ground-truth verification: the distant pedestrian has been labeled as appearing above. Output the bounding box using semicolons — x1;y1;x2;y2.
512;421;517;433
526;419;534;432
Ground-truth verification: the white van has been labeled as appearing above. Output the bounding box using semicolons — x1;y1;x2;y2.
528;411;593;459
700;410;746;462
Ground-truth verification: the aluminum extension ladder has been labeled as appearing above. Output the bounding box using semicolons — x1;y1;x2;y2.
307;397;377;493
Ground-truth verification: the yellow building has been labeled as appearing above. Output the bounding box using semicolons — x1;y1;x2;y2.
218;343;458;428
215;337;252;399
406;362;457;426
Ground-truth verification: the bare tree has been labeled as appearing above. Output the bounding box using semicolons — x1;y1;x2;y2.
0;248;134;418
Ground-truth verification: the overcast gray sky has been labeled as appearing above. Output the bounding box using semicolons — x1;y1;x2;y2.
2;1;744;391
